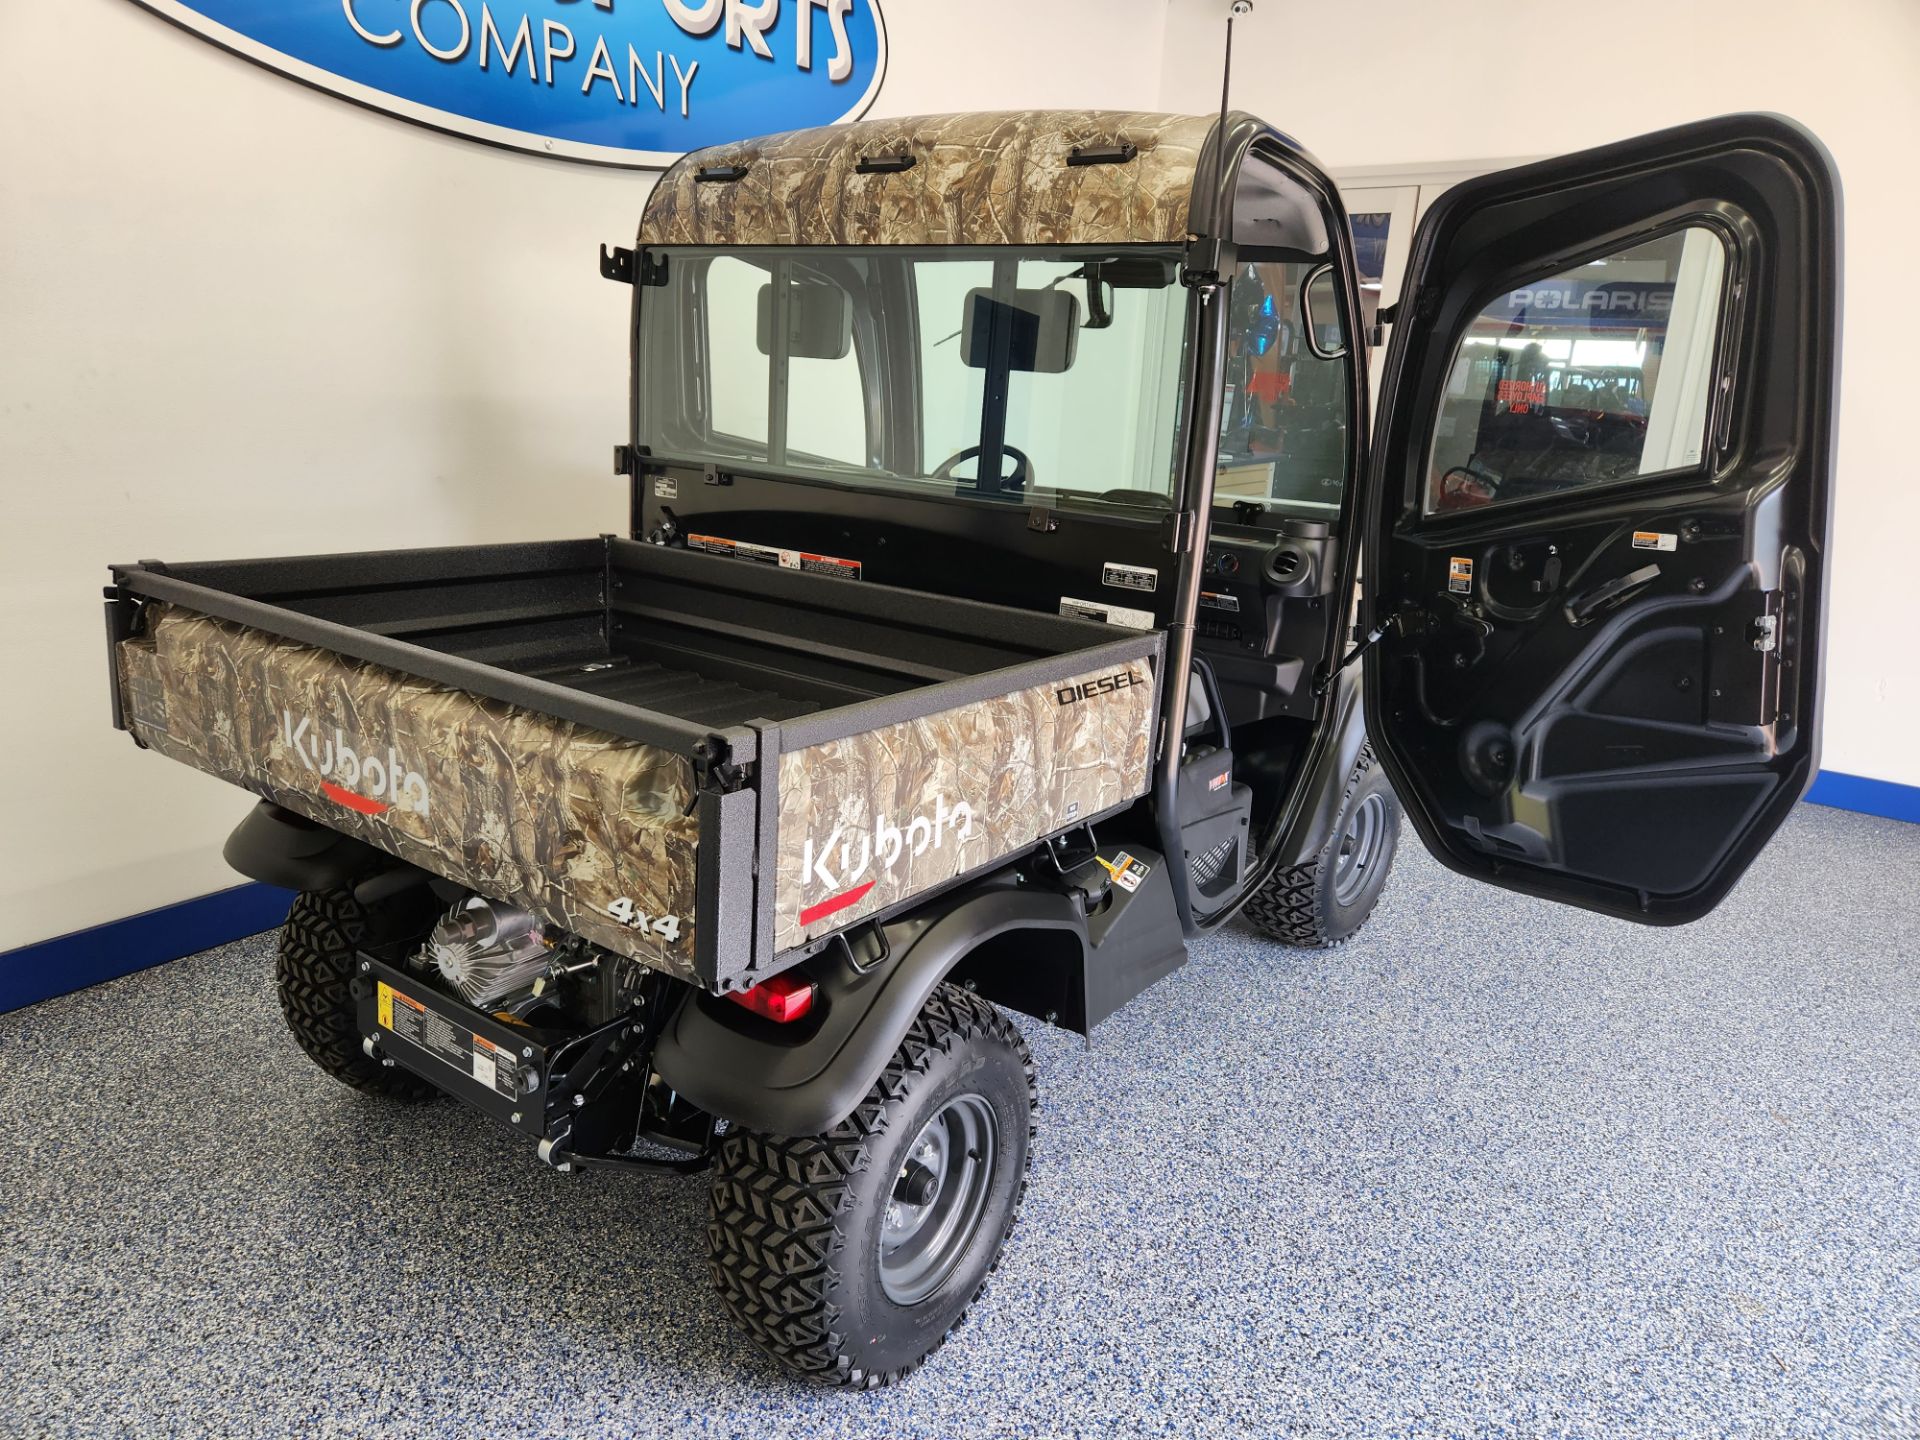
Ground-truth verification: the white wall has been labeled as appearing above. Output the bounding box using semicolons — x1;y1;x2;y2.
5;0;1913;954
0;0;1170;952
1160;0;1920;791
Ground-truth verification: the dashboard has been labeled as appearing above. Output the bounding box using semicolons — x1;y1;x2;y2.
1194;515;1342;723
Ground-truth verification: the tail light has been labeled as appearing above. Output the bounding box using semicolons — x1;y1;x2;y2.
727;972;817;1023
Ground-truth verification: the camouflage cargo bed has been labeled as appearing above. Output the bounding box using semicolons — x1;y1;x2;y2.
108;538;1161;992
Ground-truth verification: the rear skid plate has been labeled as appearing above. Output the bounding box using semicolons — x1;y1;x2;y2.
349;957;706;1173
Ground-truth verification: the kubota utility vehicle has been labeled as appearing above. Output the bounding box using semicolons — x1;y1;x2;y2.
103;103;1838;1384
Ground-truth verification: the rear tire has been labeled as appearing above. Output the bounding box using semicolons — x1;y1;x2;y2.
706;984;1036;1387
1245;744;1402;949
276;887;439;1101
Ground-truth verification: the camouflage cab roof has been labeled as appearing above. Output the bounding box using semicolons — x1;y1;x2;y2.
639;110;1219;249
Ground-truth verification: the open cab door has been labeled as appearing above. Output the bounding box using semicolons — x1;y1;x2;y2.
1361;115;1841;924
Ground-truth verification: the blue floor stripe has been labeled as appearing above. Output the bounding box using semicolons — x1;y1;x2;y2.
1804;770;1920;825
0;883;293;1014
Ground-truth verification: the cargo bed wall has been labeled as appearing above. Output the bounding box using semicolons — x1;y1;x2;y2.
767;650;1161;954
116;605;711;979
108;538;1164;988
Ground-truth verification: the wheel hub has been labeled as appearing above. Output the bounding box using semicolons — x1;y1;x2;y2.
1333;791;1388;906
877;1094;997;1305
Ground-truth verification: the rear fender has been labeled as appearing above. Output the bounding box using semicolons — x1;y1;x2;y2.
652;879;1086;1137
223;801;385;892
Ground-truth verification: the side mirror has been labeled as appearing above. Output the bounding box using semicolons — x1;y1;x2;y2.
960;288;1080;373
757;280;853;360
1301;264;1348;360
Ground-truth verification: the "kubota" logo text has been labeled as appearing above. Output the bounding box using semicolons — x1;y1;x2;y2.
281;710;430;817
798;795;974;927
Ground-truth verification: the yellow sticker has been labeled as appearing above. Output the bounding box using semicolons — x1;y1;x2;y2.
376;980;393;1032
1448;556;1474;595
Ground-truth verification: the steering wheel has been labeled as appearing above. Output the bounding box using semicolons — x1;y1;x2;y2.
931;443;1032;493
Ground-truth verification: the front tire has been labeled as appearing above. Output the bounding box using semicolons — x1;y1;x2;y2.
706;984;1036;1387
276;887;439;1101
1245;744;1402;948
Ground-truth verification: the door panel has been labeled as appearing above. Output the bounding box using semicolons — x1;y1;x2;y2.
1361;114;1840;924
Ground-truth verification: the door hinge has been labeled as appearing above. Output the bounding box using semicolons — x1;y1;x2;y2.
1161;510;1195;553
614;444;637;477
1368;301;1399;349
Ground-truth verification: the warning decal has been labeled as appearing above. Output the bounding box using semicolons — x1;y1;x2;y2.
376;980;528;1100
1448;556;1475;595
1632;531;1679;552
1099;851;1154;894
688;534;862;580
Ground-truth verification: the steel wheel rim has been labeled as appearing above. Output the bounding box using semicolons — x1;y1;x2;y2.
877;1094;998;1306
1333;792;1387;906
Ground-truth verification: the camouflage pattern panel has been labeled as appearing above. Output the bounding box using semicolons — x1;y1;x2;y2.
772;655;1160;953
641;111;1215;249
116;605;704;980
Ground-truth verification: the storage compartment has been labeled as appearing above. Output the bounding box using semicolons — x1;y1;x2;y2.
141;538;1065;733
109;538;1164;991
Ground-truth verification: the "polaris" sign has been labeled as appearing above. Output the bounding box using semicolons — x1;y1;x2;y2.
128;0;889;168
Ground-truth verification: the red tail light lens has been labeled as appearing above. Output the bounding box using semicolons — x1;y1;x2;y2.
727;972;817;1023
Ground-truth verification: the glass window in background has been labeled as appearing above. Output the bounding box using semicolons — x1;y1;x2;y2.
1349;211;1392;338
1427;226;1728;512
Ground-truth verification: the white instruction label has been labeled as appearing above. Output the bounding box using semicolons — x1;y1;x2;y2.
1102;561;1158;594
1060;596;1154;631
1632;531;1678;552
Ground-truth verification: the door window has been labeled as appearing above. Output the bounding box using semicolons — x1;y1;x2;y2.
1215;258;1354;517
1427;225;1729;512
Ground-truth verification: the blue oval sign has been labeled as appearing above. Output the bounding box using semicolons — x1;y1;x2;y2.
130;0;888;168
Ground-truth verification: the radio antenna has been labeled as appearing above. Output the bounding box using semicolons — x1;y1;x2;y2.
1210;2;1252;253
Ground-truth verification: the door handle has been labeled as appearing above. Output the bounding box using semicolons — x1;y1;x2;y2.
1563;562;1662;626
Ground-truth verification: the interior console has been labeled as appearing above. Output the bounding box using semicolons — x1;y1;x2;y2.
1194;515;1340;724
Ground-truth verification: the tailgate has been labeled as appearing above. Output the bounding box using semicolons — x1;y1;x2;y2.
112;603;751;986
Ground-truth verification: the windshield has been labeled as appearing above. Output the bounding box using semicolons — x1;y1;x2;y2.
636;246;1192;509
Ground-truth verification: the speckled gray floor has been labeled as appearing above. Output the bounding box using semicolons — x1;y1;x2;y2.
2;804;1916;1439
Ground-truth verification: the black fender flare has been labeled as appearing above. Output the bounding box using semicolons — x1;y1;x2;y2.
653;881;1086;1138
223;801;384;892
